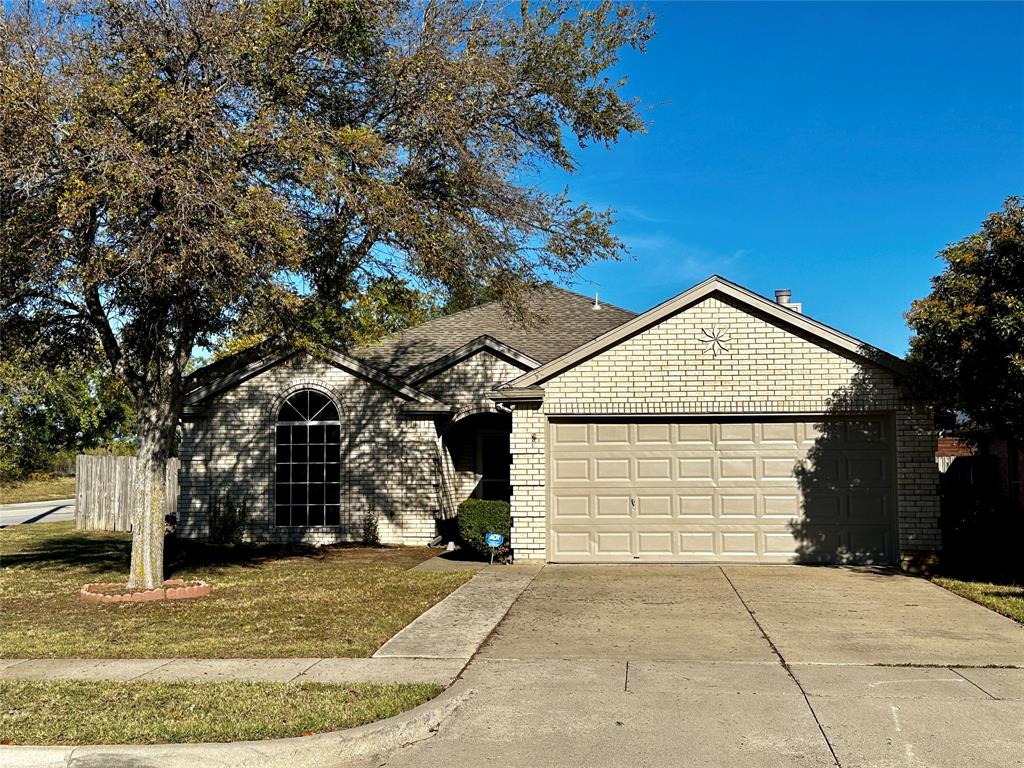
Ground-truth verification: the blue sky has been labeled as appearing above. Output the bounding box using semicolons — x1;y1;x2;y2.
542;1;1024;355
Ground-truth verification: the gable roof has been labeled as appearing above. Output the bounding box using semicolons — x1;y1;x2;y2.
504;275;907;389
409;335;540;385
184;347;442;408
352;285;636;379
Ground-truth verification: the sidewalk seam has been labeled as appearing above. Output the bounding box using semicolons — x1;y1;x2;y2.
130;659;174;681
719;566;842;768
288;658;325;683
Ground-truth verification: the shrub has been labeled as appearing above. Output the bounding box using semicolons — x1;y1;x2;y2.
208;492;248;546
456;499;511;560
361;507;380;546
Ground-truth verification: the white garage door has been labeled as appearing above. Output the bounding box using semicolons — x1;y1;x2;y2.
548;418;896;564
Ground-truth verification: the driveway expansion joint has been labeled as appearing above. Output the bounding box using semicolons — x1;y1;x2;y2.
949;667;999;700
718;566;842;768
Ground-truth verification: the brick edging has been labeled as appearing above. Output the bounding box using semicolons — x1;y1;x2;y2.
80;579;211;603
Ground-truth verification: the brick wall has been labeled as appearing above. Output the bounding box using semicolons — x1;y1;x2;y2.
178;355;439;546
418;350;529;409
509;295;940;563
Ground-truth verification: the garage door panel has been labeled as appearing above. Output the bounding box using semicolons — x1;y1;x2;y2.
678;457;715;480
637;423;672;444
552;495;591;520
761;456;799;481
848;491;889;520
720;494;757;517
719;422;757;445
720;531;759;557
553;457;589;481
679;530;717;556
636;495;673;517
802;492;843;520
548;418;896;564
678;493;715;517
762;422;801;445
552;530;590;557
553;422;590;445
637;530;674;556
595;531;631;556
637;457;673;480
595;495;632;518
595;422;630;444
763;494;800;518
677;423;714;446
719;457;757;479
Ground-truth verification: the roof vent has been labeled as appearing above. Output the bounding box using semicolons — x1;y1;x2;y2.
593;293;601;310
774;289;802;314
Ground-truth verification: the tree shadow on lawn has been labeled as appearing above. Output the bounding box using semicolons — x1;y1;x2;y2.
0;525;409;580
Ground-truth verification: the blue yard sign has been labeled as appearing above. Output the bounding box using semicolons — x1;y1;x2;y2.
484;532;505;564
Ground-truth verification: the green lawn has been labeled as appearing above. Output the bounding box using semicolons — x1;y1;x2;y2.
933;577;1024;623
0;679;440;745
0;523;471;658
0;476;76;505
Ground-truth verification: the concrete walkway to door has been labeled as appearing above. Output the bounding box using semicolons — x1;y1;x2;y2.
370;565;1024;768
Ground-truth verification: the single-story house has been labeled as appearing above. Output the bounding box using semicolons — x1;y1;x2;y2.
179;275;940;568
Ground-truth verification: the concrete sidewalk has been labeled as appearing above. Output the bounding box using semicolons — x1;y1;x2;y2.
0;656;467;685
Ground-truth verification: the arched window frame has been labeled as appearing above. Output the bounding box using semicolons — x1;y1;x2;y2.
274;389;342;527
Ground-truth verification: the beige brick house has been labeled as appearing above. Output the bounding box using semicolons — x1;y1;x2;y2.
179;276;940;568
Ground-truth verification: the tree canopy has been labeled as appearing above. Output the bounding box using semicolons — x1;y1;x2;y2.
1;0;653;586
907;196;1024;439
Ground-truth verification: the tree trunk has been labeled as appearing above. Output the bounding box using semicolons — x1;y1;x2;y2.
127;398;178;590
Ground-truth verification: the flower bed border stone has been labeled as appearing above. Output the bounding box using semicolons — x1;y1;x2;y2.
80;579;211;603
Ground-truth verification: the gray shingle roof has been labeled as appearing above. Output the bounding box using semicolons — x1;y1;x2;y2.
352;286;637;378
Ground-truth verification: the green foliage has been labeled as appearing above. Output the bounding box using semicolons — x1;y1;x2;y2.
361;507;380;547
1;0;651;584
456;499;511;560
207;493;248;547
0;355;135;480
907;197;1024;438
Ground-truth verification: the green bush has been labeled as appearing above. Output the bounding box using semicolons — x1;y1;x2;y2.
361;507;380;546
208;492;248;546
456;499;511;560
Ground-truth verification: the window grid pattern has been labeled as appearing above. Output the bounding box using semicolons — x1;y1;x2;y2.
275;390;341;527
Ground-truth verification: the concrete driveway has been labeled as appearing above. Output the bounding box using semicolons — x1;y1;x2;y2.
373;565;1024;768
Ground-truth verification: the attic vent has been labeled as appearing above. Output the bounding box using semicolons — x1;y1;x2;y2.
593;293;601;310
774;289;802;314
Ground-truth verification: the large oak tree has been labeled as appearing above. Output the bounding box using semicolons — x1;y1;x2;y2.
0;0;652;587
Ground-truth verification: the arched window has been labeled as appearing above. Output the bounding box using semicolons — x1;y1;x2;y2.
275;390;341;526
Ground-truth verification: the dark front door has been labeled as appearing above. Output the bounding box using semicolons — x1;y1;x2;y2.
476;429;512;502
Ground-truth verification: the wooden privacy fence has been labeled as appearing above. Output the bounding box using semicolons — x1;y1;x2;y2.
75;455;180;532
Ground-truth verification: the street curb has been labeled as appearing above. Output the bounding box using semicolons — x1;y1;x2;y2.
0;684;474;768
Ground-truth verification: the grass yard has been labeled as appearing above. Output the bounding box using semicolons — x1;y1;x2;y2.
0;523;471;658
0;679;440;745
933;577;1024;624
0;476;76;505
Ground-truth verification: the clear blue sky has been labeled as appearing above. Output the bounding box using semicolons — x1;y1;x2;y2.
544;1;1024;355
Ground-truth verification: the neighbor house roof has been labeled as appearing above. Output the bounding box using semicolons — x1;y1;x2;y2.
352;285;637;379
504;275;907;389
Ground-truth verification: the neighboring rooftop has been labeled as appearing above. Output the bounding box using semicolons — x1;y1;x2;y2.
353;285;637;378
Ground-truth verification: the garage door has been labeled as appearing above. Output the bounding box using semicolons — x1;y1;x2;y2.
548;418;896;564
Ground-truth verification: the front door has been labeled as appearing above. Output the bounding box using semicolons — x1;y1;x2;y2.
476;429;512;502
